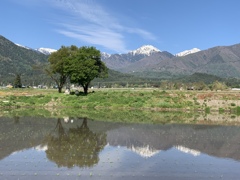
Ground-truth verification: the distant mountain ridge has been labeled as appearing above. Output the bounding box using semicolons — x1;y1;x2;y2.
102;43;240;78
129;45;161;56
2;34;240;81
15;43;57;55
35;48;57;55
0;35;49;84
175;48;201;57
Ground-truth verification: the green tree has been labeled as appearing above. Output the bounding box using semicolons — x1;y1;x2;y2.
13;73;22;88
194;81;208;90
69;46;108;94
46;46;77;93
211;81;228;91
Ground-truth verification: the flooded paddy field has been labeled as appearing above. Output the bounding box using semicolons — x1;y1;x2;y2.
1;115;240;179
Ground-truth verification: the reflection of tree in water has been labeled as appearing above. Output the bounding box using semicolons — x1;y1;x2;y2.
45;118;107;168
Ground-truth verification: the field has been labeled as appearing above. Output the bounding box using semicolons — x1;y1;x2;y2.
1;88;240;113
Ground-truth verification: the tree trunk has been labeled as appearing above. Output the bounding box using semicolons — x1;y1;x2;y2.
83;84;89;94
58;87;62;93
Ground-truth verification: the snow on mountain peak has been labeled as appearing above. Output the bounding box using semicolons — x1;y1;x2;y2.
101;52;111;60
130;45;161;56
15;43;57;55
175;48;200;57
36;48;57;55
15;43;31;50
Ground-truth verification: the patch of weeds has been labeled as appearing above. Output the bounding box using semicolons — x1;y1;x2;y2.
219;108;224;114
193;97;197;101
234;106;240;116
202;102;207;107
205;107;210;114
8;95;16;101
185;101;193;106
230;103;236;106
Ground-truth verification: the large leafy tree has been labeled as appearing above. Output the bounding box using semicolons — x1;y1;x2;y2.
46;45;77;93
69;46;108;94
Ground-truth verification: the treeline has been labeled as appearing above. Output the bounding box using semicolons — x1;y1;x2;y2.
90;80;229;90
91;72;240;90
2;69;240;91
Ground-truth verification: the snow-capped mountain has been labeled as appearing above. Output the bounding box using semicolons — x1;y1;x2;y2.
36;48;57;55
129;45;161;56
101;52;111;60
175;48;200;57
15;43;32;50
101;45;168;70
15;43;57;55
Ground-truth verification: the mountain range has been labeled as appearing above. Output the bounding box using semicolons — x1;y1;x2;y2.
0;35;51;85
15;43;57;55
1;34;240;85
101;44;240;78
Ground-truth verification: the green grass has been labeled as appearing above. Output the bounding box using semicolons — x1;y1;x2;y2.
2;107;198;124
0;89;239;115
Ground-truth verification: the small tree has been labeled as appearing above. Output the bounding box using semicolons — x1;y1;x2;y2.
69;46;108;94
211;81;228;91
13;74;22;88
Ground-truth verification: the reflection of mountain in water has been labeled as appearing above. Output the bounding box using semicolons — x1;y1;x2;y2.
0;117;56;160
130;145;160;158
1;116;240;164
106;124;240;161
175;146;201;156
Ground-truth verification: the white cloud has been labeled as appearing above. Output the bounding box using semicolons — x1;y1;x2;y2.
48;0;155;53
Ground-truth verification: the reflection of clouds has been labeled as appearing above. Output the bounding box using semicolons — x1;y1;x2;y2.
131;145;160;158
175;146;201;156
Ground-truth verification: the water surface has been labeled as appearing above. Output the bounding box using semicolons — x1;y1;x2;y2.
0;116;240;179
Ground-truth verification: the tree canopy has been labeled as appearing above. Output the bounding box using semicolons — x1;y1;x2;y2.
68;46;108;94
47;45;108;94
47;46;76;93
13;74;22;88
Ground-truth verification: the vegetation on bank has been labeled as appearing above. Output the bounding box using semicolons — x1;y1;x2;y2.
2;105;240;126
1;88;240;114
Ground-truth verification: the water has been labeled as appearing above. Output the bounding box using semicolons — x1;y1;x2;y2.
0;116;240;179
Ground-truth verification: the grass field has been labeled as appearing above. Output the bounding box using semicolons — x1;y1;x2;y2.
1;88;240;125
0;88;240;114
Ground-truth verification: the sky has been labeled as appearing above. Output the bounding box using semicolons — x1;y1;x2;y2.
1;0;240;54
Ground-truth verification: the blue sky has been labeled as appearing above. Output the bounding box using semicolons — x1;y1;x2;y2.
1;0;240;54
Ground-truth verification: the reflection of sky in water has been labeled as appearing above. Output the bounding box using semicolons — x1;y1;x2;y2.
0;144;240;180
1;117;240;179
